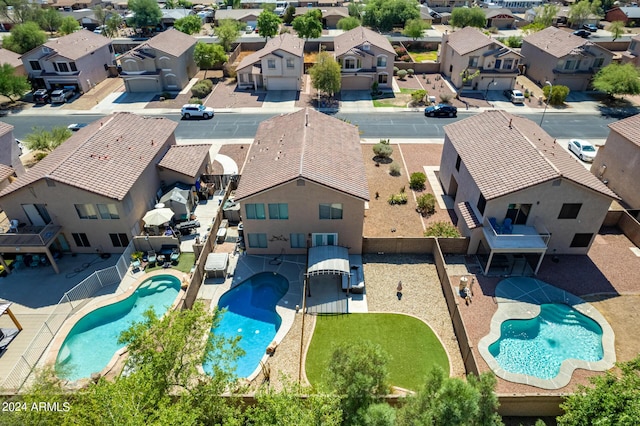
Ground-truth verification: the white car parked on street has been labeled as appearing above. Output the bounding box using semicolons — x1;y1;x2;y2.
180;104;214;119
568;139;597;162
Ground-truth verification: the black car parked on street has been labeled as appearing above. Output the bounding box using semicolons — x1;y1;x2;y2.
424;104;457;117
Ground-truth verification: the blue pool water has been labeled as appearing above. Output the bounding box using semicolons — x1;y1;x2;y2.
488;303;604;380
56;275;181;381
204;272;289;378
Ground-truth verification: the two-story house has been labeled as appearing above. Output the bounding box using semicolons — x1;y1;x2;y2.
0;113;179;273
235;108;369;255
235;33;304;91
333;26;395;91
521;26;613;91
605;7;640;27
591;113;640;209
439;110;618;275
621;34;640;66
439;27;522;91
21;30;114;93
120;28;198;93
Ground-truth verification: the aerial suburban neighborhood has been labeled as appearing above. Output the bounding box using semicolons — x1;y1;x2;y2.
1;0;640;423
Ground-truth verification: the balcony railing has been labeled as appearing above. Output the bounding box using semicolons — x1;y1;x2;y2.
0;223;62;248
482;216;550;252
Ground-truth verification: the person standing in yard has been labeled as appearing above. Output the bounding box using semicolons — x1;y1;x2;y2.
397;281;403;300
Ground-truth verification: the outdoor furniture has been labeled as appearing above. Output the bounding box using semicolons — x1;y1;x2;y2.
131;259;142;273
216;227;227;243
157;254;166;264
30;255;40;268
170;248;180;263
502;218;513;234
175;220;200;235
204;253;229;278
148;250;157;265
489;217;501;233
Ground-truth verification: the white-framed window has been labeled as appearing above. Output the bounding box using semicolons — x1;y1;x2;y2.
344;57;357;69
75;204;98;219
319;203;343;219
290;233;306;248
286;58;295;68
378;73;388;84
376;55;387;67
468;56;479;68
245;203;266;220
267;59;276;69
503;58;514;69
248;233;268;248
312;233;338;246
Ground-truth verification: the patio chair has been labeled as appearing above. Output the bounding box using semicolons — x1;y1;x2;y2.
14;255;25;269
131;259;141;273
502;218;513;234
30;255;41;268
488;217;500;233
148;250;157;265
170;248;180;263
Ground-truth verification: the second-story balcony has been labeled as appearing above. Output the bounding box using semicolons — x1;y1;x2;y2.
482;216;550;252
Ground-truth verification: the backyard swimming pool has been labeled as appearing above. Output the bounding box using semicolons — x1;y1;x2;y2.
204;272;289;378
55;274;181;381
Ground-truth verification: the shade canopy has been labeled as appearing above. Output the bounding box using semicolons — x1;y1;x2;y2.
307;245;350;276
142;207;175;226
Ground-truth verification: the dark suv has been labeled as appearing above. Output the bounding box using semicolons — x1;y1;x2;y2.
33;89;49;104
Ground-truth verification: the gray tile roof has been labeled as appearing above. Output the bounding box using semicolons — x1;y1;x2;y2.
141;28;196;58
158;144;211;179
0;48;22;68
235;108;369;201
39;30;112;61
0;113;178;200
522;26;606;59
334;26;395;57
608;113;640;147
236;33;304;72
445;27;498;56
214;9;261;20
618;7;640;18
444;110;618;200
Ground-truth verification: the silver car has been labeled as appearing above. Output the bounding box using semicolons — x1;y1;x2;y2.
568;139;596;162
180;104;214;119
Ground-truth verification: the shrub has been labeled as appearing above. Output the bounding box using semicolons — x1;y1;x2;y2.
189;97;203;104
393;66;399;75
424;221;461;237
505;35;522;48
34;152;48;161
416;193;436;215
399;55;411;62
371;81;379;95
411;89;427;104
191;82;212;98
397;69;408;80
407;69;414;77
372;139;393;159
198;79;213;89
389;162;401;176
161;91;172;99
409;172;426;190
388;192;408;205
543;84;570;106
439;93;452;103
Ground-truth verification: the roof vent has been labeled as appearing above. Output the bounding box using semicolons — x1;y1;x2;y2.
305;111;309;126
508;119;512;128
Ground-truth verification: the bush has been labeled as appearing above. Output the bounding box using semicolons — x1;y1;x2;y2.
416;193;436;215
161;91;172;99
34;152;48;161
397;69;408;80
198;79;213;89
409;172;426;190
543;84;570;106
389;162;401;176
407;69;414;77
388;192;408;205
424;221;461;237
191;82;212;98
373;139;393;159
439;93;452;103
411;89;427;105
393;66;399;76
371;81;379;94
189;97;203;104
505;35;522;48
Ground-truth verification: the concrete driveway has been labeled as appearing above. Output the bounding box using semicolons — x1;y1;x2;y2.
262;90;297;111
340;90;373;112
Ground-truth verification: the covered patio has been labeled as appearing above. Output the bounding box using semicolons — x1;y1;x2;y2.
0;224;63;274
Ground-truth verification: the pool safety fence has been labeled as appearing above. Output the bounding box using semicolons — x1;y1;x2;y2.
1;242;136;393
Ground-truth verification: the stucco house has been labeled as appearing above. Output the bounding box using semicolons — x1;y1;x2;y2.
439;110;618;275
483;8;516;29
120;28;198;93
486;0;543;13
235;33;304;91
292;7;349;28
212;9;261;27
333;26;395;91
235;108;369;255
21;30;114;93
0;122;25;178
605;7;640;27
0;48;25;76
621;34;640;66
590;114;640;209
428;0;467;12
0;113;179;272
520;26;613;91
439;27;522;91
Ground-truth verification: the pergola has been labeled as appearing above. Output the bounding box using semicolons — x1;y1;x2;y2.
0;301;22;351
306;245;352;293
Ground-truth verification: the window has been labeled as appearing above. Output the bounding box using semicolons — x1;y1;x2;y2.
286;58;295;68
312;233;338;246
570;233;593;248
344;58;356;69
503;58;514;69
97;203;119;219
558;203;582;219
109;44;113;53
52;62;58;72
494;59;502;69
75;203;98;219
245;203;266;220
72;233;90;247
593;57;604;68
109;233;129;247
57;62;69;72
376;56;387;67
248;233;268;248
268;203;288;219
468;56;478;68
319;203;343;219
455;155;461;171
477;194;486;215
29;60;41;71
267;59;276;69
290;233;306;248
505;203;531;225
378;74;388;84
70;62;77;72
564;60;575;70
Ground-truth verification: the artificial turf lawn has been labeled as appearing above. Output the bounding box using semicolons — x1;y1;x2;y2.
305;313;449;391
145;252;195;274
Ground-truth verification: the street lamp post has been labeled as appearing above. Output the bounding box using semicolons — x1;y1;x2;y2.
484;78;496;101
539;81;552;127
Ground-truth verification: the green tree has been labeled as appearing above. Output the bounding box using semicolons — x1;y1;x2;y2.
337;17;361;31
257;9;281;41
2;21;46;54
323;340;390;425
362;403;396;426
0;63;30;102
23;126;72;153
373;139;393;159
348;2;364;18
0;0;32;24
215;18;241;52
292;10;322;40
569;0;601;28
450;7;487;28
543;84;570;105
164;0;177;8
59;16;80;35
105;13;123;38
174;14;202;35
403;18;426;39
608;20;625;41
592;63;640;97
36;8;62;34
194;42;228;78
533;3;559;27
282;5;296;24
127;0;162;30
309;51;341;98
396;367;503;426
92;5;109;28
558;355;640;426
363;0;420;32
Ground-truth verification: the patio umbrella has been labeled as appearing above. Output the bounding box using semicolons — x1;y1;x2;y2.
142;207;175;227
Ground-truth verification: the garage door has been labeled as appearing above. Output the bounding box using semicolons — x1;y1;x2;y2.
267;77;298;91
125;77;161;93
342;76;373;91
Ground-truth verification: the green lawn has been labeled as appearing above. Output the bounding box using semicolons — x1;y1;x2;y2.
305;313;449;391
408;50;438;62
145;252;195;274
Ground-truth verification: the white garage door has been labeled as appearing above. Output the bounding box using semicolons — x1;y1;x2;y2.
126;77;161;93
267;77;298;90
343;76;372;91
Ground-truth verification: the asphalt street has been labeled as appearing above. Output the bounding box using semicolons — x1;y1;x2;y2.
1;111;619;141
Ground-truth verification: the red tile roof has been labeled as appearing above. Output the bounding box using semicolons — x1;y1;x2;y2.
608;113;640;147
334;26;395;57
0;113;178;200
236;33;304;72
39;30;112;61
235;108;369;201
444;110;618;200
158;144;211;179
